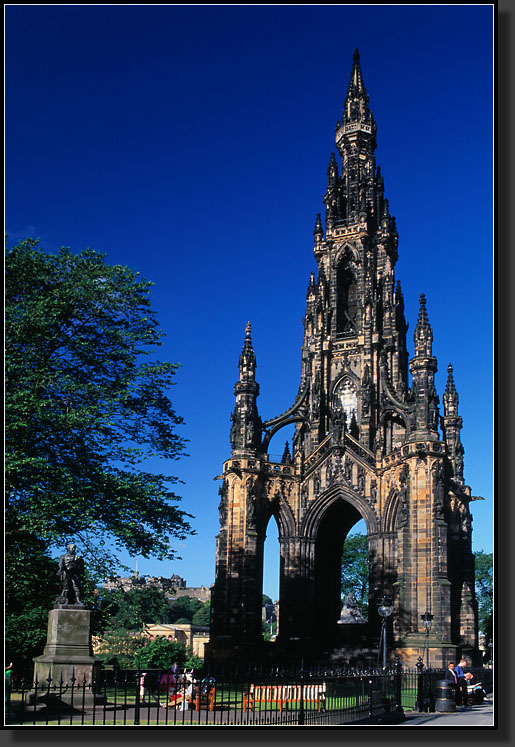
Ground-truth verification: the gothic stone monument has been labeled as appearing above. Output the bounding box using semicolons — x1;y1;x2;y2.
28;544;101;705
207;50;481;668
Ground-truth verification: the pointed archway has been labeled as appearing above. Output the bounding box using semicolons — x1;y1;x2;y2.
300;486;378;643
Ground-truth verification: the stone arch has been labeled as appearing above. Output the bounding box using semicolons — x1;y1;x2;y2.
299;485;377;636
379;408;408;453
383;487;400;533
330;369;361;396
333;242;359;267
260;483;297;539
261;416;309;453
301;484;379;540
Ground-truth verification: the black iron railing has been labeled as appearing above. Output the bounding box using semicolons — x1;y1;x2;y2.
5;662;492;727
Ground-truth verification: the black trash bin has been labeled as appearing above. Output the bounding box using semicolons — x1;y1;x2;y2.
435;680;456;712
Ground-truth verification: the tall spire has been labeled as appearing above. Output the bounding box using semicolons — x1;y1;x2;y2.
444;364;458;405
239;321;256;381
327;49;380;233
442;363;464;482
327;152;339;185
345;48;368;105
230;322;261;452
341;47;375;134
409;293;439;439
413;293;433;357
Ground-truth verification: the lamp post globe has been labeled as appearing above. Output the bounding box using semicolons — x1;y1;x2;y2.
378;597;393;619
421;611;433;668
377;596;393;669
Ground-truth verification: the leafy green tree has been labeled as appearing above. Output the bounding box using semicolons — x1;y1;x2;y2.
168;596;202;624
340;533;369;617
98;584;172;631
262;594;273;606
94;629;148;668
191;600;211;627
184;653;204;670
5;239;193;578
133;637;187;669
474;550;493;651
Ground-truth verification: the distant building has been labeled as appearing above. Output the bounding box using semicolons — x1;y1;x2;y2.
170;585;211;604
101;573;211;603
92;623;210;661
144;623;210;659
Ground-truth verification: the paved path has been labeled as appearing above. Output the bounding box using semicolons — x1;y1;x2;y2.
398;695;494;727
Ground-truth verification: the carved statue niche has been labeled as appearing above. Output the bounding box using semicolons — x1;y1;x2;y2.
428;384;439;427
331;403;345;445
325;458;335;487
246;479;258;528
374;428;384;457
218;481;228;529
432;463;445;521
357;465;365;495
246;416;254;446
454;438;465;481
311;371;321;419
459;501;471;538
344;457;353;483
245;412;262;450
397;464;409;527
361;364;373;417
229;410;238;449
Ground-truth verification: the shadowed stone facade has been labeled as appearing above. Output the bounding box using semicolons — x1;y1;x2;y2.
207;50;480;668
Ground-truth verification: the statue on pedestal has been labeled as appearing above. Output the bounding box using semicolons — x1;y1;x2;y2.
28;544;104;706
337;592;366;624
55;543;85;607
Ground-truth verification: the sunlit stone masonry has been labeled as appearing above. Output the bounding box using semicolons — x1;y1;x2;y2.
206;50;481;669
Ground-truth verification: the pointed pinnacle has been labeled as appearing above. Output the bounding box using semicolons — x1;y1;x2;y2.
445;363;457;395
242;321;254;353
346;48;367;102
417;293;429;325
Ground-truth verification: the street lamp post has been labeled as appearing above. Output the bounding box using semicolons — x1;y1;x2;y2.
377;596;394;669
421;611;433;669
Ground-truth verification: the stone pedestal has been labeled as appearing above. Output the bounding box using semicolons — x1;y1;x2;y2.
27;607;103;707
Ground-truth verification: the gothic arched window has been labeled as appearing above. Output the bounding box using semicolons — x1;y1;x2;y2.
335;378;358;426
337;260;358;334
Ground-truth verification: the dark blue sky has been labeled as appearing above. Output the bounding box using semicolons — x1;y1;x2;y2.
6;5;494;598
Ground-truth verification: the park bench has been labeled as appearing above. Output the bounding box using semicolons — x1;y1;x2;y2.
168;679;216;711
243;682;326;712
